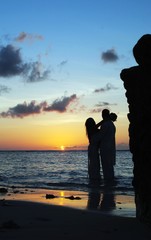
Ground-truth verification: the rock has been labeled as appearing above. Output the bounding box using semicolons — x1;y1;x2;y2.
65;195;81;200
120;34;151;224
45;194;56;199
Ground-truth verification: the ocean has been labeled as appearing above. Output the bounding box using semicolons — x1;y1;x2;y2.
0;150;134;195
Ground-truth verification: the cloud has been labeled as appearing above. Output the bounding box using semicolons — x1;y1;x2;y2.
90;101;117;113
57;60;68;74
44;94;78;113
0;44;26;77
95;102;110;107
58;60;68;67
94;83;118;93
65;145;86;150
101;48;119;63
90;108;102;113
24;61;50;83
0;84;11;94
0;94;78;118
15;32;43;43
0;44;50;82
0;100;47;118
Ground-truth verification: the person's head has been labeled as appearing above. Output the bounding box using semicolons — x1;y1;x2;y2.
110;112;117;122
85;118;96;133
102;109;110;120
85;117;97;141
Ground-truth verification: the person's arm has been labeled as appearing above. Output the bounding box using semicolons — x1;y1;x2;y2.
92;122;108;144
96;120;103;128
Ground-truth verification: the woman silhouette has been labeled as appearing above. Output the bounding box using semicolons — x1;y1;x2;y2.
85;117;101;182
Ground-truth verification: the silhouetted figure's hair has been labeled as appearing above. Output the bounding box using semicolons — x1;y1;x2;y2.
110;113;117;122
85;117;98;143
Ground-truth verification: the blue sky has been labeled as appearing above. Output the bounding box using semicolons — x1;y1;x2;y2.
0;0;150;150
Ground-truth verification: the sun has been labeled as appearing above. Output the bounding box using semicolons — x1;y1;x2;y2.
60;145;65;151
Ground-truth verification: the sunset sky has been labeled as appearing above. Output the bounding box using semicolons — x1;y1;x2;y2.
0;0;150;150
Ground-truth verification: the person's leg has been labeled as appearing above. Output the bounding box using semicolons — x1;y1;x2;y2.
101;151;114;181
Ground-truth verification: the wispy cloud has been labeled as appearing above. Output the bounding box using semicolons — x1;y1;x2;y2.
94;83;118;93
0;94;78;118
90;101;117;113
95;102;111;107
101;48;119;63
0;84;11;94
15;32;43;43
24;61;50;83
57;60;68;75
58;60;68;67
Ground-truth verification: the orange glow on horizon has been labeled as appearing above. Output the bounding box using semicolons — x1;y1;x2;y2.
0;120;88;150
0;115;129;150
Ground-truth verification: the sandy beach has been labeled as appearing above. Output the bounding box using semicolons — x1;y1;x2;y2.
0;187;151;239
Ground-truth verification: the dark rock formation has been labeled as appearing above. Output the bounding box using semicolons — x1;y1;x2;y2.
45;194;56;199
65;195;81;200
120;34;151;224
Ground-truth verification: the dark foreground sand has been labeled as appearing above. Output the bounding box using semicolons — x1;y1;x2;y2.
0;188;151;240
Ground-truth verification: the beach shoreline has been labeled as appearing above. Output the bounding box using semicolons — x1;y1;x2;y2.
0;189;151;240
1;186;135;217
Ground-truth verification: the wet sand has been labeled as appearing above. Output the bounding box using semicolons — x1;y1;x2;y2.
0;188;151;239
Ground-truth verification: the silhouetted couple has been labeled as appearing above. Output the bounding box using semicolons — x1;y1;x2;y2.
85;109;117;184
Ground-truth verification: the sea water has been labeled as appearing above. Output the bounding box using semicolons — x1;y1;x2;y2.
0;150;134;195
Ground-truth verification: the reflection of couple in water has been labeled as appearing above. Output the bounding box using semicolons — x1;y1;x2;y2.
87;188;116;212
85;109;117;185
